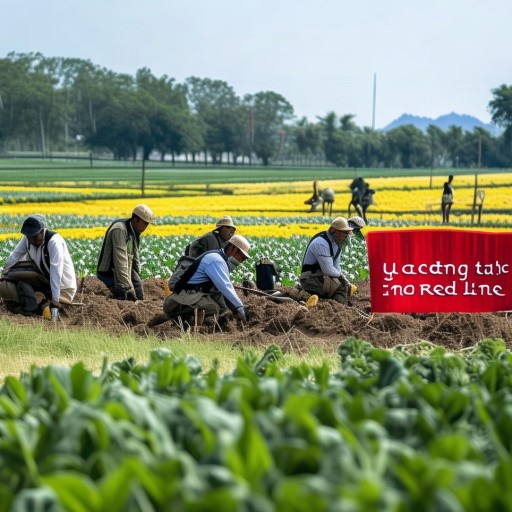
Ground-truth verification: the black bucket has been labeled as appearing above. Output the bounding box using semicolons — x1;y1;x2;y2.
255;258;278;291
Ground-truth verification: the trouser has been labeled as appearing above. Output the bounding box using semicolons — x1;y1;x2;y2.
96;269;144;300
299;271;348;304
163;289;228;320
1;262;74;314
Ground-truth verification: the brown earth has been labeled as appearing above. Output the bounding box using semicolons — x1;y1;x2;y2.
1;277;511;355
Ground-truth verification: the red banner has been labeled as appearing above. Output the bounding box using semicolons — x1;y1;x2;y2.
367;229;512;313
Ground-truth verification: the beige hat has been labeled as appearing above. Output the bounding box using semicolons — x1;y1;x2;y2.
216;215;236;230
330;216;353;232
348;216;366;230
228;234;250;258
132;204;155;224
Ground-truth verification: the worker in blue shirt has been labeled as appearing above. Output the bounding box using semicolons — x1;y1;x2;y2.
163;235;251;325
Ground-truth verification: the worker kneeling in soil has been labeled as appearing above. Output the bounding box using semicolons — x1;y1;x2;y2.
96;204;154;301
300;216;355;304
163;235;251;325
186;215;236;258
0;215;77;318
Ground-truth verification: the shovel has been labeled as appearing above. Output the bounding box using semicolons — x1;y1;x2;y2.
234;285;319;309
234;285;297;303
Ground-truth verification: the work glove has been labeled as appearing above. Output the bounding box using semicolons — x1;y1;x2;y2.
349;284;358;296
235;306;247;324
50;299;61;309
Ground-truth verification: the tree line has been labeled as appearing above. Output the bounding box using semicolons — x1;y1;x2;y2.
1;52;512;168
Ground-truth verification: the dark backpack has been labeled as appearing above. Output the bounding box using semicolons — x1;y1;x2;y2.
168;255;196;291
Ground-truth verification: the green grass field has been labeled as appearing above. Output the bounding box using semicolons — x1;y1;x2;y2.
0;320;333;383
0;156;509;188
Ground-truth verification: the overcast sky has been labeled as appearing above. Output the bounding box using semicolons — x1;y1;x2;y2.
3;0;511;129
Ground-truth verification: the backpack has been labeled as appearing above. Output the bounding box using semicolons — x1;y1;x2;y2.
168;255;196;291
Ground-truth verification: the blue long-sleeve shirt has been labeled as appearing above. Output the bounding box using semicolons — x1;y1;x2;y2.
187;251;243;309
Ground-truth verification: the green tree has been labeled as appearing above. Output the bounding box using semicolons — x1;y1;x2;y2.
426;125;446;169
488;84;512;165
444;125;464;168
185;77;244;164
243;91;294;166
293;117;322;165
384;125;429;168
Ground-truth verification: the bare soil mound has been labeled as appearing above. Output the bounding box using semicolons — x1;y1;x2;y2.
1;277;511;354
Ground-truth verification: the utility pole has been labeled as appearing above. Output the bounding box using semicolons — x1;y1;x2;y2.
248;107;254;166
372;73;377;131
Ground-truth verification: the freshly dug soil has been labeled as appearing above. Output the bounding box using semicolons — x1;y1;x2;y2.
1;277;511;355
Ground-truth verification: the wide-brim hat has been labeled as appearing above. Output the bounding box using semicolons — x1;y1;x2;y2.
216;215;236;230
132;204;155;224
21;215;45;237
330;216;353;233
228;234;250;258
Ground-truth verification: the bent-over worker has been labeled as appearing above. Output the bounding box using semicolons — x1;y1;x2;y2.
96;204;154;301
186;215;236;258
0;215;77;318
163;234;251;325
299;216;354;304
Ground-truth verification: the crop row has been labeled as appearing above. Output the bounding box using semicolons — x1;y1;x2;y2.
0;339;511;511
0;233;368;286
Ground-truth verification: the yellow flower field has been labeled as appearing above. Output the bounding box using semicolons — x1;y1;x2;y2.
0;187;509;218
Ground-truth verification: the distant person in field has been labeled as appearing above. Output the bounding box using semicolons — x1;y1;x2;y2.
441;175;454;223
163;235;251;326
299;216;355;304
360;182;376;223
348;177;365;216
96;204;154;301
0;215;77;318
186;216;237;258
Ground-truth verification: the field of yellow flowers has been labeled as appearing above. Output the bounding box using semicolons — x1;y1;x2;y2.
0;173;510;282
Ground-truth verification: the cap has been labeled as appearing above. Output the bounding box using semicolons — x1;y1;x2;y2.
330;216;353;233
228;234;250;259
132;204;155;224
21;216;45;237
216;215;236;230
348;216;366;230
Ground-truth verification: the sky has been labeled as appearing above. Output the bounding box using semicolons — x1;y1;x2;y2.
2;0;511;129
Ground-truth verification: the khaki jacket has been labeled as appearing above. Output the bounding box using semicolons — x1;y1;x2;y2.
97;219;140;294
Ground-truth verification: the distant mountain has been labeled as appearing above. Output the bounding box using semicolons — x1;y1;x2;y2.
383;112;497;134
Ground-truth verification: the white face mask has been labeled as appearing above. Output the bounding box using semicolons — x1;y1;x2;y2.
227;256;241;271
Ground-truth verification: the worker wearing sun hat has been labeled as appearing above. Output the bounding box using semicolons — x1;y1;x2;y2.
299;216;356;304
164;234;251;325
347;216;367;241
96;204;155;301
186;215;237;258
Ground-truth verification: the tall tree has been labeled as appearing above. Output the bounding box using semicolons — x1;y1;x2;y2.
243;91;294;166
185;77;244;163
384;125;429;168
488;84;512;165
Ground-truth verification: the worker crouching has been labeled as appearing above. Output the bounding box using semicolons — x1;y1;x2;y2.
163;235;251;325
299;216;355;304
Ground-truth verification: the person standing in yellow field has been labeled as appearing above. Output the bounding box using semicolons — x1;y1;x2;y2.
441;175;454;223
